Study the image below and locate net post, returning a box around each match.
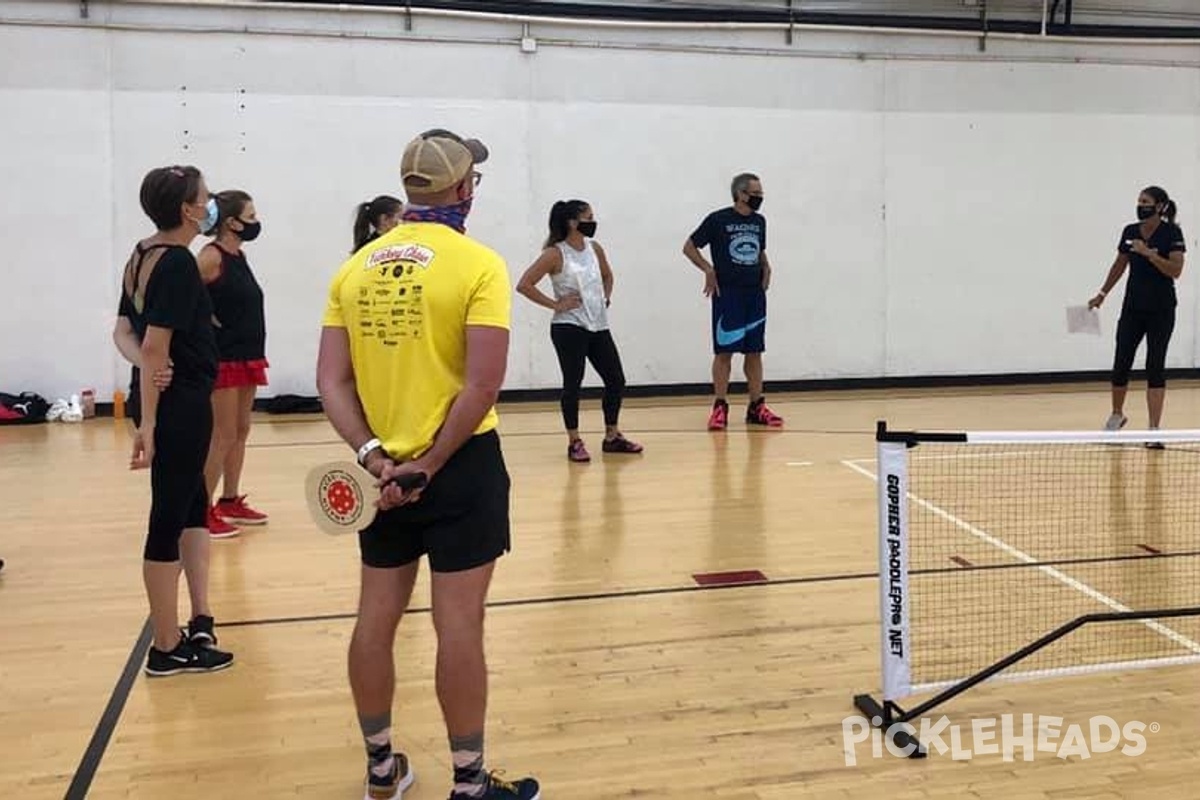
[852,421,926,758]
[877,428,912,707]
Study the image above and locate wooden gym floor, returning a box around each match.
[2,382,1199,800]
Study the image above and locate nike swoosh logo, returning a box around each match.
[715,316,766,346]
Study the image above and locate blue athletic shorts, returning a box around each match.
[711,285,766,354]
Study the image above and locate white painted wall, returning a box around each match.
[1,1,1198,401]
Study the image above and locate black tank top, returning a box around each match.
[204,243,267,361]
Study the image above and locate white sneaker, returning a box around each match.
[46,398,69,422]
[1104,413,1127,431]
[1145,426,1165,450]
[63,394,84,423]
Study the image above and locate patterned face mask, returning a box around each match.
[401,197,473,233]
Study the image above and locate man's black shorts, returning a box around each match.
[711,285,766,354]
[359,430,511,573]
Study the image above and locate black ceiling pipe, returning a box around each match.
[254,0,1200,39]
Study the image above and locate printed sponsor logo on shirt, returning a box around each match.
[365,244,435,270]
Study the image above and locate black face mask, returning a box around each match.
[1136,205,1157,221]
[746,195,764,211]
[235,220,262,241]
[576,220,597,238]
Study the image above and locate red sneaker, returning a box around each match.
[746,399,784,427]
[707,400,729,431]
[215,495,269,526]
[207,506,240,539]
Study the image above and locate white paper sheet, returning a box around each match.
[1066,305,1101,336]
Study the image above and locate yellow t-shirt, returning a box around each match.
[321,222,511,461]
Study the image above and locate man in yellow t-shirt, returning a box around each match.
[316,129,540,800]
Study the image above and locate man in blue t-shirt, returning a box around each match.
[683,172,784,431]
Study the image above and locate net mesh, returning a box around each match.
[900,438,1200,692]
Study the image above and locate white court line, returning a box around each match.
[840,459,1200,659]
[786,461,813,467]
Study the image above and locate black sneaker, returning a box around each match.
[145,635,234,677]
[601,434,644,454]
[366,752,415,800]
[450,771,541,800]
[188,614,218,648]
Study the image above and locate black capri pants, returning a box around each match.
[1112,306,1176,389]
[549,323,626,432]
[139,390,212,562]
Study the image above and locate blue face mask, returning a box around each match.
[200,197,219,234]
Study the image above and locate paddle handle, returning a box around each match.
[388,472,428,491]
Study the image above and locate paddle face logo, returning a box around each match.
[319,469,363,525]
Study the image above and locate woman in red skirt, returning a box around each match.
[196,190,270,537]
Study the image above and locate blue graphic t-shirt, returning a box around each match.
[689,207,766,289]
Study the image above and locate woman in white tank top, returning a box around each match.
[516,200,644,462]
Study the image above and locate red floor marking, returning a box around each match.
[692,570,768,586]
[1136,544,1162,555]
[949,555,973,568]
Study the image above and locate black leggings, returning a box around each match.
[550,324,626,431]
[1112,306,1176,389]
[144,391,213,562]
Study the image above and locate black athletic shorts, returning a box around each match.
[359,430,511,573]
[711,285,767,354]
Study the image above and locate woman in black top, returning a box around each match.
[197,190,269,535]
[1088,186,1187,438]
[114,165,234,677]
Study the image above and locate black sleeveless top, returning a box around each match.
[204,243,267,361]
[118,242,218,417]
